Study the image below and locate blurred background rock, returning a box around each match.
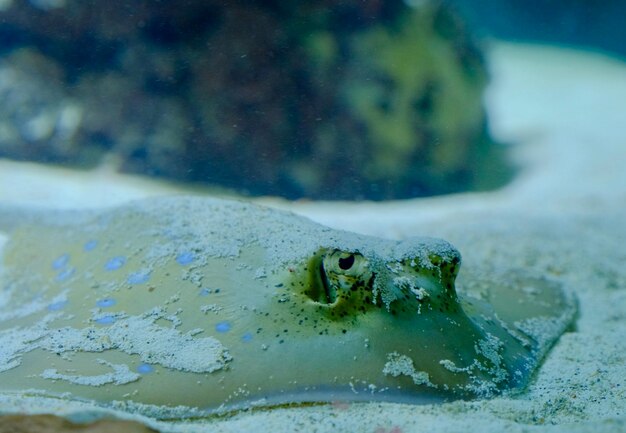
[1,0,510,200]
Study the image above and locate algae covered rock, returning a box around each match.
[0,414,156,433]
[0,49,85,163]
[0,0,509,199]
[297,4,504,198]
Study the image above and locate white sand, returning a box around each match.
[1,42,625,432]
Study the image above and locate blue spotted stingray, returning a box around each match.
[0,197,576,418]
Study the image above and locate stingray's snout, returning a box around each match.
[372,251,462,314]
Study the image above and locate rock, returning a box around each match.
[0,414,156,433]
[0,0,509,199]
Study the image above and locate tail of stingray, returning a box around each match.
[0,205,94,232]
[0,203,44,233]
[459,268,577,387]
[0,205,38,232]
[0,205,31,263]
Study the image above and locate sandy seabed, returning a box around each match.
[1,42,625,432]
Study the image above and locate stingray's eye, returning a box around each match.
[310,250,373,305]
[324,250,367,277]
[338,254,355,270]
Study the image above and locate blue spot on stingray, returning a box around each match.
[137,364,154,374]
[176,251,195,265]
[52,254,69,270]
[242,332,253,342]
[199,288,212,296]
[83,240,98,251]
[47,300,68,311]
[215,321,231,333]
[96,298,116,308]
[127,271,150,285]
[105,256,126,271]
[94,315,116,325]
[56,267,75,282]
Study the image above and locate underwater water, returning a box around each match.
[1,2,626,433]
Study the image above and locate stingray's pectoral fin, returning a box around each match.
[463,269,577,357]
[453,269,577,395]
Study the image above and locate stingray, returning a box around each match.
[0,197,576,418]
